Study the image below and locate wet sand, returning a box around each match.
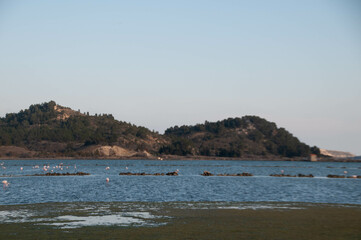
[0,202,360,240]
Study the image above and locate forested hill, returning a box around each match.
[161,116,320,158]
[0,101,167,158]
[0,101,319,159]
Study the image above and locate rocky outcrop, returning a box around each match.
[347,175,361,179]
[119,172,178,176]
[201,171,214,176]
[166,171,178,176]
[326,174,361,179]
[92,146,136,157]
[153,173,165,176]
[119,172,149,176]
[270,174,296,177]
[297,174,314,178]
[270,173,313,178]
[327,174,345,178]
[320,149,355,158]
[31,172,90,176]
[217,173,253,177]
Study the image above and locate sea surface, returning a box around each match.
[0,160,360,205]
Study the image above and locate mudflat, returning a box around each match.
[0,202,360,240]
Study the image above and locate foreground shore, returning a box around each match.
[0,202,360,240]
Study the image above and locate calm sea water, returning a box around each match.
[0,160,360,205]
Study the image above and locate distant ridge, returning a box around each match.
[0,101,320,159]
[320,149,355,159]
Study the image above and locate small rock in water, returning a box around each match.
[270,174,296,177]
[166,171,178,176]
[327,174,345,178]
[201,171,213,176]
[297,174,314,178]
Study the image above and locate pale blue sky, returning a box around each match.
[1,0,360,154]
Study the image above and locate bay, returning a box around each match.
[0,160,360,205]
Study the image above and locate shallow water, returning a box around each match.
[0,202,164,228]
[0,160,360,205]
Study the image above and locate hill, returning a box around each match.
[0,101,319,159]
[161,116,319,158]
[0,101,166,158]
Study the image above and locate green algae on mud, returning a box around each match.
[0,202,360,240]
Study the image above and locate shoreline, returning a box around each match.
[0,156,359,162]
[1,200,361,207]
[0,201,360,239]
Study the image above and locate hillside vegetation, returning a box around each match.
[0,101,166,158]
[161,116,319,158]
[0,101,319,159]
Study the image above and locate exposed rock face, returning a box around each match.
[91,146,136,157]
[320,149,355,158]
[54,104,83,120]
[133,151,153,158]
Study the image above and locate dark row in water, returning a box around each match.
[202,172,361,178]
[119,171,179,176]
[270,173,314,178]
[5,171,361,179]
[201,171,253,176]
[28,172,90,176]
[327,174,361,179]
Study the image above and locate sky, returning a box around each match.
[0,0,360,154]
